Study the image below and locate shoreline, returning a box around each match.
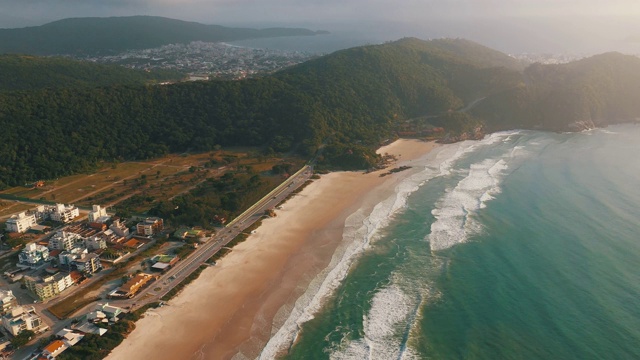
[106,139,439,360]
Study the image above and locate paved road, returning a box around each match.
[13,165,312,359]
[113,165,313,310]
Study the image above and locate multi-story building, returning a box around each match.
[23,273,74,301]
[85,235,108,251]
[48,231,84,251]
[74,253,102,275]
[5,212,37,233]
[1,306,48,336]
[87,205,109,223]
[18,243,50,269]
[136,217,163,236]
[58,247,88,268]
[35,203,79,223]
[49,204,79,223]
[109,219,129,238]
[0,290,18,316]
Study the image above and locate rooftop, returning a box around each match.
[43,339,65,354]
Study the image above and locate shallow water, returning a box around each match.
[269,124,640,360]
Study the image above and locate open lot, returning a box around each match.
[0,149,305,216]
[0,201,33,219]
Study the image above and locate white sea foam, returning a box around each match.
[329,285,416,360]
[428,132,532,251]
[429,158,509,251]
[259,148,463,359]
[259,132,525,358]
[598,129,619,135]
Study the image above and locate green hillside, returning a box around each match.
[472,52,640,131]
[0,38,638,188]
[0,55,183,91]
[0,16,326,56]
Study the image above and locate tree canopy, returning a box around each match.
[1,39,639,187]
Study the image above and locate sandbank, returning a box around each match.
[107,139,438,360]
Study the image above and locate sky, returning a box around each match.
[0,0,639,54]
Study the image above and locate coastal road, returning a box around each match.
[14,165,312,359]
[111,165,313,310]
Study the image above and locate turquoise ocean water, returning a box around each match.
[261,124,640,360]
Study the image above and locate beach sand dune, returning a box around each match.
[107,139,438,360]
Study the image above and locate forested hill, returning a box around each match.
[0,38,639,187]
[471,52,640,132]
[0,16,327,56]
[0,55,183,91]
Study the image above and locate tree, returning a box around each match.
[11,329,35,348]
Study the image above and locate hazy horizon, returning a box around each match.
[0,0,639,55]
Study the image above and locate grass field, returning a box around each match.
[0,149,305,217]
[0,201,34,218]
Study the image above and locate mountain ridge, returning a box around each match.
[0,38,638,187]
[0,54,183,91]
[0,15,328,55]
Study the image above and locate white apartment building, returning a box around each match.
[2,306,47,336]
[109,219,129,238]
[0,290,17,316]
[48,231,84,251]
[5,212,37,233]
[85,235,108,250]
[49,204,79,223]
[18,243,50,269]
[59,247,88,267]
[87,205,109,223]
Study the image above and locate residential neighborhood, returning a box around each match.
[74,41,319,80]
[0,152,313,358]
[0,201,189,358]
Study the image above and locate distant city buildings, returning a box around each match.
[74,41,318,80]
[511,52,586,64]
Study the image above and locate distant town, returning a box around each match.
[512,52,640,65]
[73,41,320,80]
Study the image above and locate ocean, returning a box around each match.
[261,124,640,359]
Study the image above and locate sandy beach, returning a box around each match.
[107,139,438,360]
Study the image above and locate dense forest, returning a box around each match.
[0,55,183,91]
[472,52,640,131]
[0,16,327,56]
[1,38,639,188]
